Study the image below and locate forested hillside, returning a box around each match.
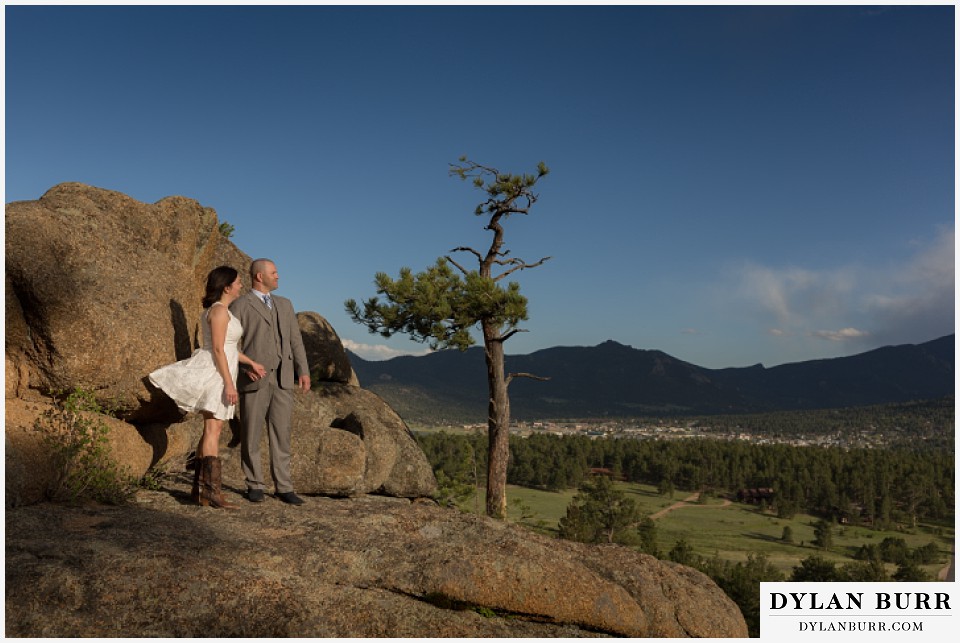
[351,335,954,421]
[419,430,953,528]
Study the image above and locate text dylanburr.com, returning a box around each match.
[760,582,955,640]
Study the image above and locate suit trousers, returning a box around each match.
[239,372,294,493]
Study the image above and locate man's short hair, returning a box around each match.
[249,258,274,282]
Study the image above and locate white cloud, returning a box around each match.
[811,328,870,342]
[861,226,955,345]
[736,263,855,325]
[342,339,433,361]
[731,226,954,348]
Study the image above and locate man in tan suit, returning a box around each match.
[230,259,311,504]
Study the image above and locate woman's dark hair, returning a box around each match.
[202,266,239,308]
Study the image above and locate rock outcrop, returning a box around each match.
[5,183,401,504]
[5,183,747,637]
[4,476,748,637]
[6,183,220,421]
[210,385,437,499]
[298,311,359,386]
[4,397,151,507]
[283,384,437,497]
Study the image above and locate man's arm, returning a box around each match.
[284,299,311,391]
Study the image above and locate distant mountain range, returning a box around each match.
[347,335,954,422]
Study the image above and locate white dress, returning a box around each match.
[149,302,242,420]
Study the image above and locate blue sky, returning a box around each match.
[4,3,955,368]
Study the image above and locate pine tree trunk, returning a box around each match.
[482,323,510,519]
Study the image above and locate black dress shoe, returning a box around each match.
[246,489,265,503]
[276,491,304,505]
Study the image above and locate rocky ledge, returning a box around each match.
[5,473,747,638]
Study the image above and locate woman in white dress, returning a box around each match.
[149,266,266,508]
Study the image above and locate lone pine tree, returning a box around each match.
[345,158,550,519]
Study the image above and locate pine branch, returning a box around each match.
[506,372,551,386]
[494,256,552,281]
[499,328,528,343]
[444,255,471,276]
[449,246,483,262]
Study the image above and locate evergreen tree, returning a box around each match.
[668,538,696,566]
[558,475,640,544]
[776,496,799,519]
[705,553,784,638]
[812,520,833,550]
[854,543,881,561]
[657,478,675,498]
[878,537,910,564]
[912,542,941,565]
[347,158,550,519]
[433,470,475,508]
[636,515,659,556]
[839,558,888,582]
[791,555,840,582]
[876,490,893,529]
[893,559,931,582]
[557,501,594,542]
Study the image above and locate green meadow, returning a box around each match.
[476,482,954,579]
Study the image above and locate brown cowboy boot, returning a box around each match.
[201,456,239,510]
[190,441,204,504]
[191,460,203,504]
[198,456,215,507]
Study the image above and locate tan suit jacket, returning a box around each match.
[230,291,309,390]
[230,290,310,493]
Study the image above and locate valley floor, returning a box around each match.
[476,482,954,580]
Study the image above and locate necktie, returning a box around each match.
[263,294,272,310]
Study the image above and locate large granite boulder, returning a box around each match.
[56,384,437,502]
[220,384,437,499]
[4,489,748,637]
[4,398,155,507]
[5,382,432,507]
[5,183,221,422]
[6,183,357,418]
[5,274,33,399]
[211,232,254,287]
[298,311,359,386]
